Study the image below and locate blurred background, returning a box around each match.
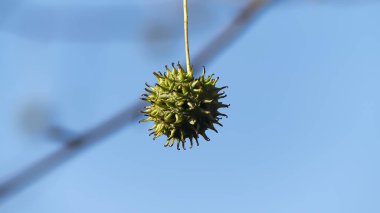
[1,0,380,212]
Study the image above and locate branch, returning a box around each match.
[0,0,270,203]
[192,0,269,71]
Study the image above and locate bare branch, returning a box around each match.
[193,0,269,71]
[0,0,270,203]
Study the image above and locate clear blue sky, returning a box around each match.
[0,1,379,212]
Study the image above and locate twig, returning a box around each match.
[0,0,270,203]
[193,0,269,71]
[0,102,144,202]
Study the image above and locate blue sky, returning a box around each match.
[0,1,380,212]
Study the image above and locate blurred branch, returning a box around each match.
[47,126,76,142]
[0,102,144,202]
[0,0,270,203]
[193,0,269,70]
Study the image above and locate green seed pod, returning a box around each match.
[140,63,229,150]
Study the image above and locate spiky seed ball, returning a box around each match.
[140,63,229,150]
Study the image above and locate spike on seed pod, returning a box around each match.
[140,64,229,150]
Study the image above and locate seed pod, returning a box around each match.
[140,63,229,150]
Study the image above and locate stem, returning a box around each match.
[183,0,191,72]
[0,0,269,203]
